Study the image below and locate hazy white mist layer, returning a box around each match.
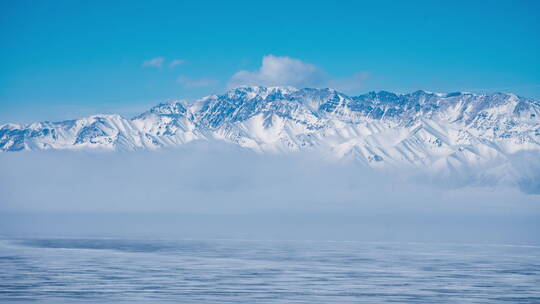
[1,142,539,243]
[0,143,537,213]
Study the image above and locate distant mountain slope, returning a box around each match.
[2,86,540,181]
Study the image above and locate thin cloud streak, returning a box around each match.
[170,59,186,67]
[142,57,165,68]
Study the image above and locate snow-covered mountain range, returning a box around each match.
[2,86,540,184]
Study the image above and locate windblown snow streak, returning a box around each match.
[1,86,539,190]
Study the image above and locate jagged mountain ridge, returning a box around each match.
[1,86,540,173]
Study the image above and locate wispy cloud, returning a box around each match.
[228,55,369,92]
[169,59,186,67]
[142,57,165,68]
[177,76,216,88]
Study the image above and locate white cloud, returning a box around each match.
[142,57,165,68]
[228,55,369,92]
[228,55,325,89]
[170,59,186,67]
[177,76,216,88]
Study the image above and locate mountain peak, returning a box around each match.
[0,86,538,176]
[226,85,299,99]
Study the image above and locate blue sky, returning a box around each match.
[1,0,539,123]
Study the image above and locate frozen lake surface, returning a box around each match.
[1,238,539,303]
